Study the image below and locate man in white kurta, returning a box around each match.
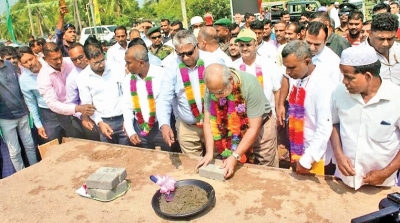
[232,29,281,116]
[332,45,400,190]
[282,40,334,174]
[122,45,171,151]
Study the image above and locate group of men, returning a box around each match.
[1,2,400,191]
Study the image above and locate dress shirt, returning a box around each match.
[362,40,400,85]
[66,66,83,105]
[77,61,125,124]
[122,65,163,137]
[148,52,162,66]
[107,42,128,66]
[288,65,334,169]
[141,35,152,48]
[164,39,175,49]
[156,50,224,127]
[276,43,287,67]
[19,68,48,128]
[211,48,232,67]
[257,40,278,62]
[37,58,75,115]
[332,80,400,189]
[312,46,342,84]
[233,55,282,115]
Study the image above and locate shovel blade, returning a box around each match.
[164,192,174,202]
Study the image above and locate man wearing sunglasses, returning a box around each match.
[334,3,357,36]
[147,27,174,61]
[55,5,76,57]
[157,30,224,156]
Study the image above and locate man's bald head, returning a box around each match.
[126,45,148,62]
[204,63,231,87]
[198,26,219,44]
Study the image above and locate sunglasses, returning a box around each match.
[338,12,350,16]
[64,23,75,30]
[71,55,84,63]
[151,35,162,40]
[176,45,197,58]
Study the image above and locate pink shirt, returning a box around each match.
[37,57,76,115]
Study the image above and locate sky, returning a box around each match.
[1,0,145,15]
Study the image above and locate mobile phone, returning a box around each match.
[387,192,400,204]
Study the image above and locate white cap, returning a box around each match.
[334,2,339,5]
[190,16,204,26]
[340,46,378,66]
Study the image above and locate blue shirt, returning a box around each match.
[156,50,224,127]
[19,67,48,128]
[0,61,27,119]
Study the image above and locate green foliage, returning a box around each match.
[1,0,232,42]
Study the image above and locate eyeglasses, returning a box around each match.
[91,58,106,66]
[338,12,350,16]
[151,35,162,40]
[71,55,85,63]
[64,23,75,31]
[192,24,204,29]
[176,45,197,58]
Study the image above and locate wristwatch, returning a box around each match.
[232,152,240,161]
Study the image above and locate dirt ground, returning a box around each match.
[0,138,398,223]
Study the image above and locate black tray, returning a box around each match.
[151,179,216,219]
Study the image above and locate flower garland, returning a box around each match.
[179,59,205,128]
[288,85,306,163]
[130,74,156,137]
[239,63,263,87]
[209,80,248,163]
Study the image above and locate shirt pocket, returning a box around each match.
[369,122,396,143]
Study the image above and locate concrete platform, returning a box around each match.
[0,138,398,222]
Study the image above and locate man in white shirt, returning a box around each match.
[122,45,172,151]
[282,40,334,175]
[107,26,128,66]
[330,2,340,28]
[77,42,128,145]
[361,13,400,86]
[232,29,281,116]
[249,20,277,62]
[156,30,223,155]
[197,27,232,66]
[276,22,302,67]
[332,45,400,190]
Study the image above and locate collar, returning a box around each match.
[350,79,391,104]
[87,61,111,77]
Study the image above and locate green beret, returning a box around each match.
[214,18,232,27]
[147,26,161,36]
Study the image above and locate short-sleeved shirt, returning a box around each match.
[204,69,271,119]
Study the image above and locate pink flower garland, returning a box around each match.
[239,63,263,87]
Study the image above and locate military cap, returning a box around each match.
[214,18,232,27]
[147,26,161,36]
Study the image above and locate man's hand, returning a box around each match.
[59,5,68,17]
[81,115,94,130]
[37,127,48,139]
[195,152,214,171]
[161,124,175,146]
[98,121,113,139]
[129,134,141,145]
[276,104,286,126]
[221,156,238,179]
[76,104,96,116]
[363,170,389,186]
[335,153,356,176]
[296,160,311,175]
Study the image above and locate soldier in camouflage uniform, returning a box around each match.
[214,18,232,56]
[147,27,174,60]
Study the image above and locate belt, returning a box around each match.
[262,111,272,125]
[102,115,123,120]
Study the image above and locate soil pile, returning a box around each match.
[159,185,208,214]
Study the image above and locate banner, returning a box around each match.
[6,0,16,42]
[93,0,101,24]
